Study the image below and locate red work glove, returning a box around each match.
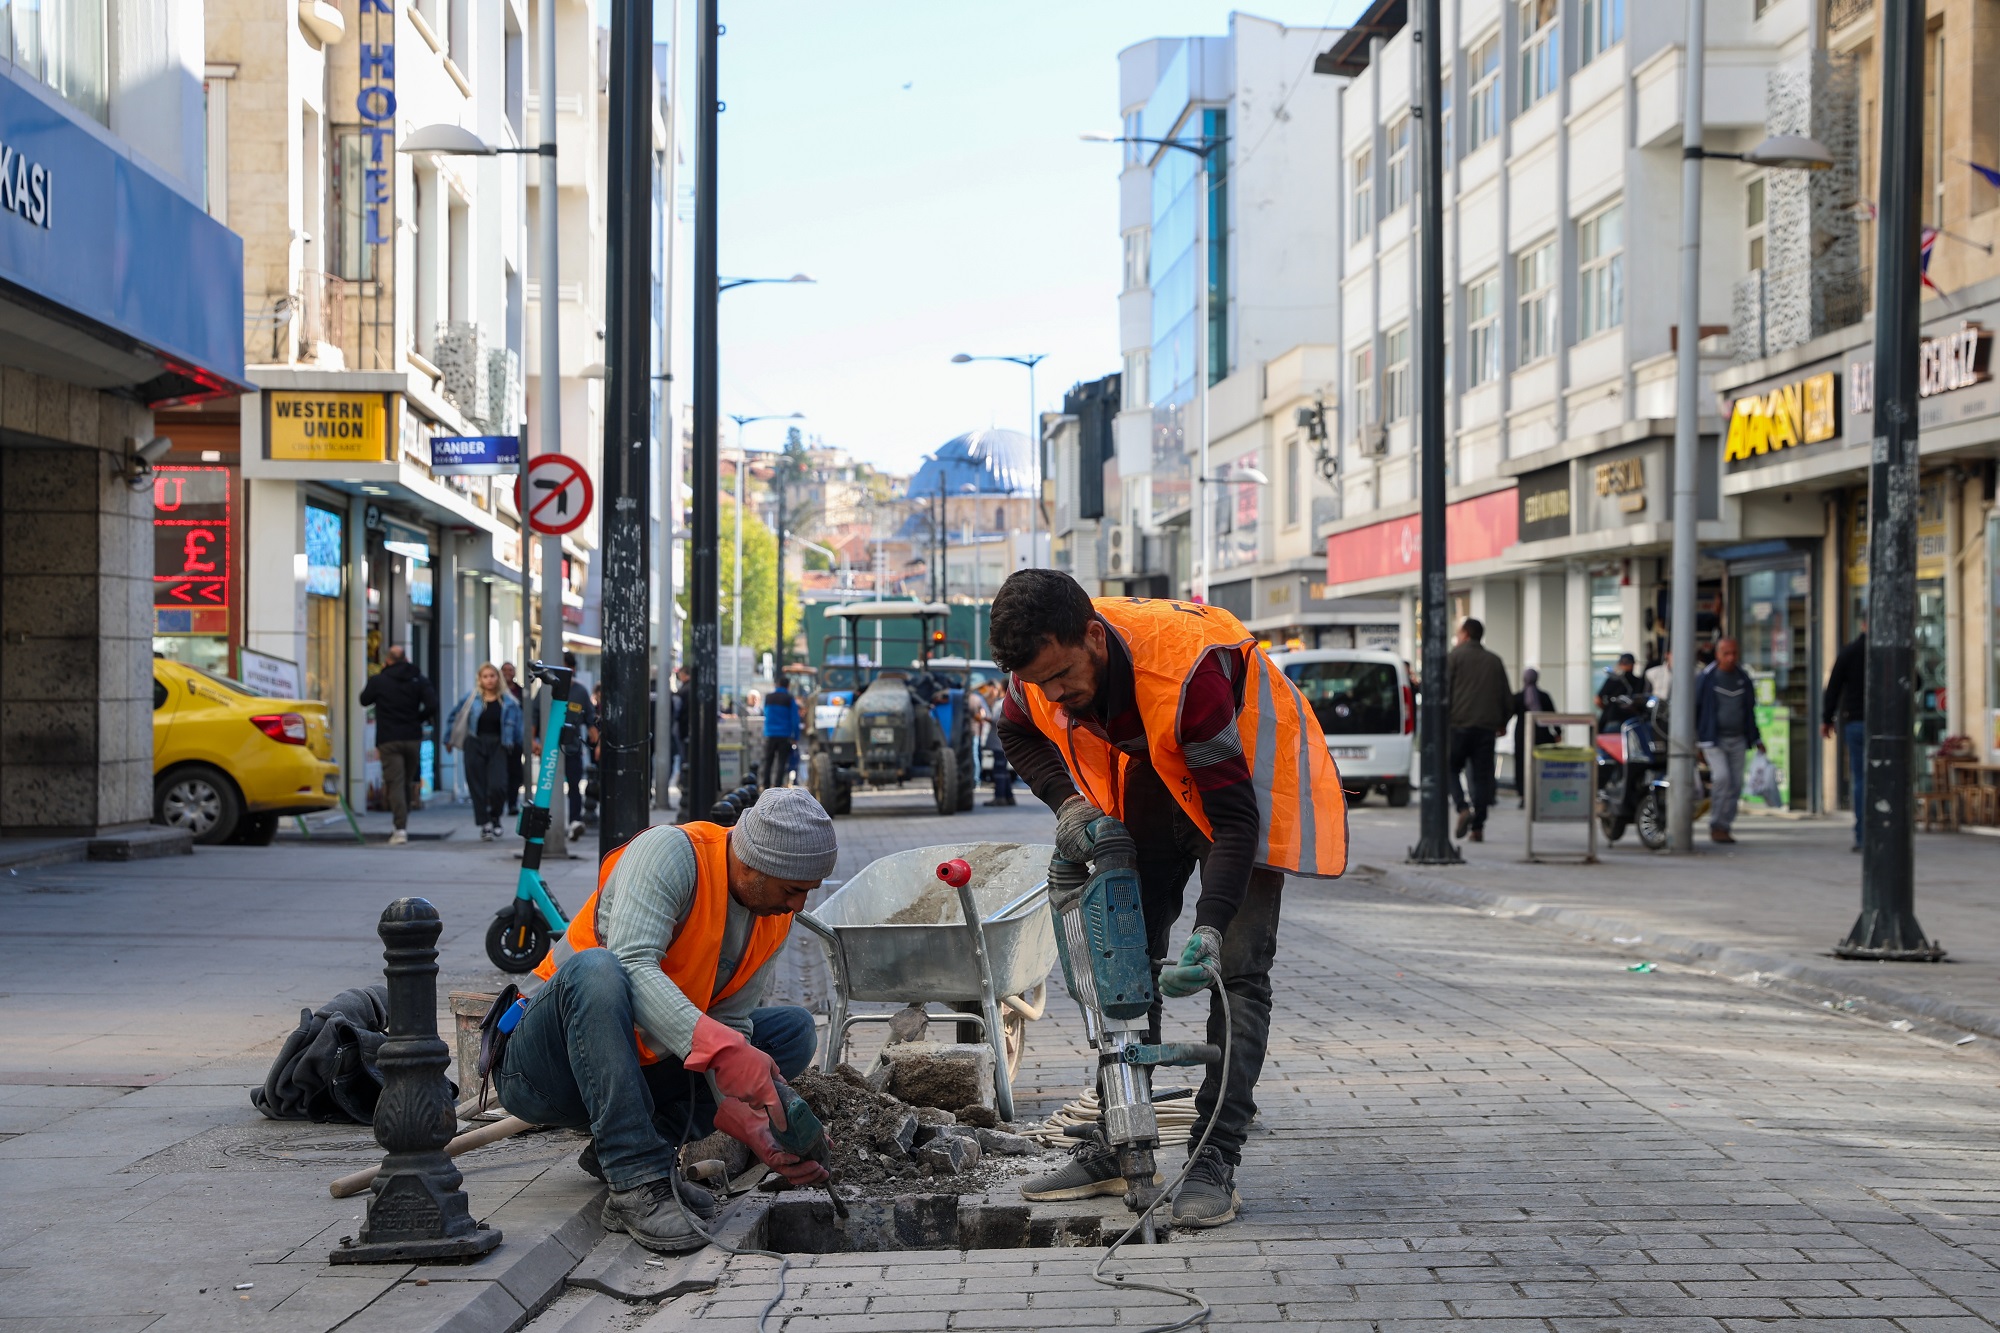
[684,1015,782,1125]
[713,1096,831,1186]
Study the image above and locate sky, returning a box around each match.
[656,1,1369,476]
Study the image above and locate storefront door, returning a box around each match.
[1731,555,1817,811]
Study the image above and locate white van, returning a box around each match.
[1268,648,1415,807]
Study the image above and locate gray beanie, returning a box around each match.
[732,787,839,881]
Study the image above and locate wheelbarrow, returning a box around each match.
[794,841,1057,1122]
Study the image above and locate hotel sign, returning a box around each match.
[1724,371,1839,466]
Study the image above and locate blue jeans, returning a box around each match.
[495,950,818,1191]
[1844,719,1866,847]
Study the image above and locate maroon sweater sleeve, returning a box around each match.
[1180,649,1260,935]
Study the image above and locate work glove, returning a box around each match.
[714,1095,831,1186]
[1157,926,1223,999]
[1054,795,1106,864]
[684,1015,782,1125]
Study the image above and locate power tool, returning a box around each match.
[1047,813,1218,1242]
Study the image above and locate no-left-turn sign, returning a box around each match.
[516,454,594,536]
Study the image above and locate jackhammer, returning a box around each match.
[1047,811,1219,1245]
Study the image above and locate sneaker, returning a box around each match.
[1170,1148,1241,1229]
[601,1177,709,1254]
[387,829,409,846]
[1019,1131,1157,1202]
[568,820,586,841]
[478,825,493,842]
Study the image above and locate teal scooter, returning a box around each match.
[485,660,574,973]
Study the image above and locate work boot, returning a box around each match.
[1019,1129,1157,1202]
[1170,1147,1241,1229]
[601,1177,710,1254]
[580,1146,719,1220]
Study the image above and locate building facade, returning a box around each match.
[169,0,609,812]
[0,0,246,835]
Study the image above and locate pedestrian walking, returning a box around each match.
[1445,618,1513,842]
[759,682,801,789]
[360,645,439,846]
[501,661,526,815]
[1644,650,1674,701]
[1694,637,1762,844]
[1822,617,1868,852]
[1510,667,1558,806]
[1595,653,1645,733]
[528,652,597,842]
[445,663,523,840]
[978,681,1015,805]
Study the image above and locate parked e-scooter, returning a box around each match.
[484,660,573,973]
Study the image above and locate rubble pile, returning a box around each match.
[787,1065,1043,1196]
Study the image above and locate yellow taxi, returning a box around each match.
[152,658,341,845]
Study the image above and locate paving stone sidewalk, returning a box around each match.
[620,801,2000,1333]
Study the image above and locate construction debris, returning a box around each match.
[787,1065,1047,1197]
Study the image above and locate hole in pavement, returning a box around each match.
[761,1195,1112,1254]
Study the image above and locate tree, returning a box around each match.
[679,495,801,677]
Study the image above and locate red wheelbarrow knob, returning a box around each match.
[935,858,972,888]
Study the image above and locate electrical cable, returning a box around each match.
[662,1093,798,1333]
[1087,965,1232,1333]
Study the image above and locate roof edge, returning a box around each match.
[1313,0,1407,77]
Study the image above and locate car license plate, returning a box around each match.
[1330,746,1371,760]
[870,727,896,744]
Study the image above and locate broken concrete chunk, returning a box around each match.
[976,1128,1039,1157]
[913,1121,978,1148]
[878,1041,995,1112]
[914,1134,981,1174]
[912,1105,957,1128]
[955,1104,1000,1129]
[872,1110,919,1155]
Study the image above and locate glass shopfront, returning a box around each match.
[1844,482,1949,748]
[1729,553,1816,810]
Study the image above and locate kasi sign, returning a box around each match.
[265,391,395,463]
[1723,371,1839,466]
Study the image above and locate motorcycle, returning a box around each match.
[1597,696,1712,849]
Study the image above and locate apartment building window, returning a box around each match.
[1746,177,1766,269]
[1466,272,1501,385]
[1123,110,1144,166]
[1577,201,1623,338]
[1516,239,1555,364]
[1352,346,1375,434]
[1285,437,1301,527]
[1384,116,1412,214]
[1519,0,1559,112]
[1440,77,1453,161]
[1580,0,1624,64]
[1123,230,1150,293]
[1123,350,1150,408]
[4,0,108,123]
[1383,325,1412,423]
[334,135,377,282]
[1351,147,1374,238]
[1466,35,1500,151]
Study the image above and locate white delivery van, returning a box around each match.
[1268,648,1415,807]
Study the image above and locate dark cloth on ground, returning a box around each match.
[251,984,432,1124]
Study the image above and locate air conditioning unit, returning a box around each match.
[1356,422,1388,458]
[1105,523,1133,576]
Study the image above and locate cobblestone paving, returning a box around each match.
[643,800,2000,1332]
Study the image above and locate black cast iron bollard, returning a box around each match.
[331,897,503,1264]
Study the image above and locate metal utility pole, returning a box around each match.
[1665,0,1706,854]
[597,0,653,855]
[772,467,787,674]
[687,0,721,823]
[653,0,683,813]
[534,0,568,859]
[1406,0,1459,865]
[1837,0,1942,961]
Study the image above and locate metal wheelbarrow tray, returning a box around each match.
[795,841,1056,1121]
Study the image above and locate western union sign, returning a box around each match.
[265,391,395,462]
[1724,371,1838,465]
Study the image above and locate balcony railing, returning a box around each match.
[1827,0,1870,33]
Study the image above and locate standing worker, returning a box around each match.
[360,645,439,847]
[1694,636,1762,844]
[1445,617,1513,842]
[760,679,801,789]
[989,571,1348,1229]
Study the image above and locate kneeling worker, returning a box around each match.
[991,571,1347,1228]
[498,787,837,1253]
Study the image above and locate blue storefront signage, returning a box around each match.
[0,74,244,400]
[431,434,521,476]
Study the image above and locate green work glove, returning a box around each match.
[1158,926,1222,999]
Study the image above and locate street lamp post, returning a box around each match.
[1662,0,1835,854]
[726,413,803,711]
[1081,132,1226,600]
[653,0,682,815]
[1195,466,1269,596]
[949,352,1045,571]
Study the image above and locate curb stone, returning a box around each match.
[1354,862,2000,1044]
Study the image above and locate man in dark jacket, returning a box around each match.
[1510,667,1558,806]
[1447,618,1513,841]
[360,645,439,845]
[1595,654,1645,732]
[1693,637,1763,843]
[1822,619,1867,851]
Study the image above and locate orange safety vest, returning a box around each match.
[1018,597,1348,879]
[531,822,794,1064]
